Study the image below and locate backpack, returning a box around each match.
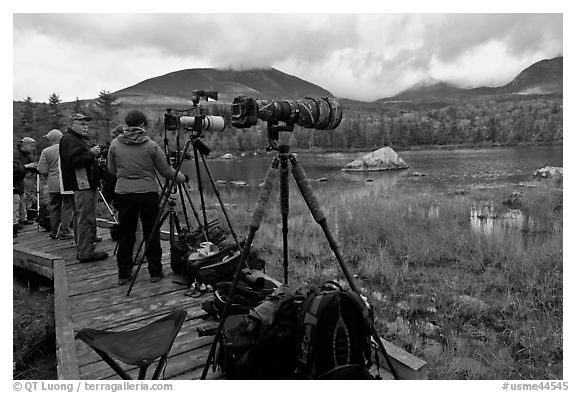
[211,286,305,379]
[294,281,375,379]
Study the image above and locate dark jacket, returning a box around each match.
[59,128,101,191]
[13,146,32,194]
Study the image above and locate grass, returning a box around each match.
[13,283,57,380]
[203,179,562,379]
[76,173,565,379]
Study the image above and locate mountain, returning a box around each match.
[114,67,335,106]
[501,57,563,95]
[377,56,563,103]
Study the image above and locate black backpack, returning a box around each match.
[294,281,375,379]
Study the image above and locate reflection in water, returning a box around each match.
[469,204,535,238]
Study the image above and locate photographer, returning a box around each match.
[60,113,108,263]
[13,136,38,235]
[37,129,75,240]
[107,110,187,285]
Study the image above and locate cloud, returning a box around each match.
[13,13,563,102]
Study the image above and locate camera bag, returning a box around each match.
[211,286,306,379]
[294,281,375,379]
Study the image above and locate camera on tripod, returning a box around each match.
[163,90,226,134]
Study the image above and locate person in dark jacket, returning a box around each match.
[13,137,38,235]
[107,110,186,285]
[59,113,108,263]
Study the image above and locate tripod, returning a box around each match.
[200,134,399,379]
[126,134,246,296]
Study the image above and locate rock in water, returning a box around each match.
[533,166,563,180]
[342,147,409,172]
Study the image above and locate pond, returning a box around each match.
[181,145,562,200]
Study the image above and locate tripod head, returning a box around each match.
[167,196,177,208]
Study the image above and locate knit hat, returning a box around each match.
[125,110,148,127]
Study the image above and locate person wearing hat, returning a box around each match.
[108,110,187,285]
[59,113,108,263]
[37,129,76,240]
[13,136,38,235]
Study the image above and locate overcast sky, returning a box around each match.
[12,13,562,102]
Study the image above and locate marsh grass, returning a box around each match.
[13,286,57,379]
[211,180,562,379]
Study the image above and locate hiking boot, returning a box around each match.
[48,233,58,239]
[59,232,75,240]
[13,224,20,238]
[79,251,109,263]
[150,272,165,283]
[94,236,103,243]
[118,273,134,286]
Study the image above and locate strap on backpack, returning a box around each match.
[297,292,325,370]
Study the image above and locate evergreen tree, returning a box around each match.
[18,97,35,136]
[48,93,64,129]
[93,90,121,134]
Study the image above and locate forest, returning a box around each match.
[13,91,563,154]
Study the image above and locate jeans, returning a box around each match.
[13,193,27,225]
[48,193,76,235]
[115,192,163,279]
[74,189,98,259]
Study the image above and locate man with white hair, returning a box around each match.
[60,113,108,263]
[37,129,75,240]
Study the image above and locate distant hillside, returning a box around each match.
[377,56,563,103]
[501,57,563,95]
[114,67,335,106]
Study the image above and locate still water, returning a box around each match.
[179,146,562,245]
[182,146,563,204]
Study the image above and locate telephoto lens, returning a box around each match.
[178,115,226,132]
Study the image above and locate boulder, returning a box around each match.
[503,191,522,208]
[533,166,563,180]
[221,153,234,159]
[342,147,409,172]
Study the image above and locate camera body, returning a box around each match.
[163,89,226,134]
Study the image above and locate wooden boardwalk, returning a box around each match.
[13,222,427,380]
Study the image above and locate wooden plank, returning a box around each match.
[13,246,57,278]
[379,338,428,380]
[53,258,80,380]
[15,228,428,381]
[13,258,53,278]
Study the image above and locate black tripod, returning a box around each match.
[126,134,246,296]
[201,130,399,379]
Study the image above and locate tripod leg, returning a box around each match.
[279,145,290,285]
[200,157,279,380]
[198,152,244,254]
[178,181,209,242]
[193,146,209,231]
[176,183,192,232]
[99,191,118,224]
[289,154,399,379]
